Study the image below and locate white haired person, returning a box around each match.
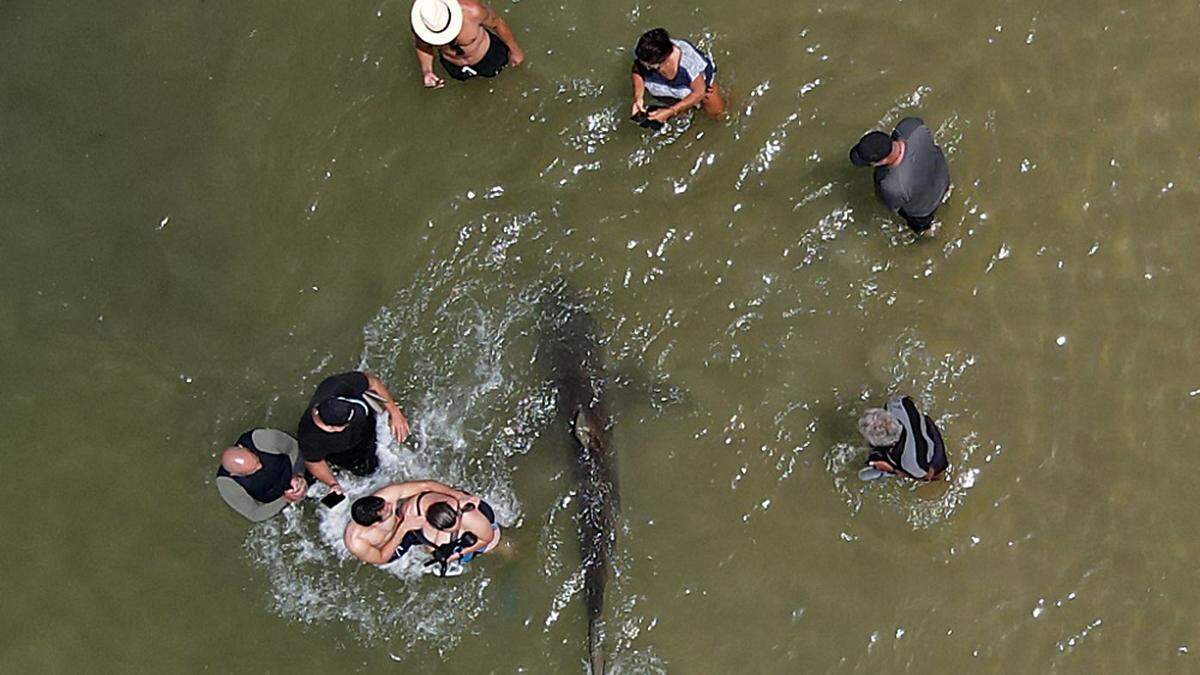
[857,395,948,482]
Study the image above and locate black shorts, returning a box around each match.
[441,31,509,81]
[899,208,936,233]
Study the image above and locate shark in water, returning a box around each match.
[538,285,619,674]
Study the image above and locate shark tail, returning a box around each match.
[588,617,605,674]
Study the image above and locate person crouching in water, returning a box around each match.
[345,480,501,572]
[631,28,725,126]
[858,395,948,481]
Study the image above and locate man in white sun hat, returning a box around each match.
[411,0,524,87]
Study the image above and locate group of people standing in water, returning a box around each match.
[215,370,501,575]
[213,377,946,575]
[410,0,949,234]
[214,1,957,571]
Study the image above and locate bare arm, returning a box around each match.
[630,69,646,115]
[346,527,407,565]
[377,480,477,505]
[449,512,498,561]
[413,39,443,88]
[364,371,410,441]
[651,74,706,122]
[305,459,343,493]
[470,0,523,65]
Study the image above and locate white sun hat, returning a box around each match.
[411,0,463,46]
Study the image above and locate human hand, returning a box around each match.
[283,476,307,502]
[283,475,307,502]
[423,72,444,89]
[631,98,646,117]
[869,460,895,474]
[648,107,673,123]
[329,481,345,495]
[389,406,410,443]
[508,48,524,67]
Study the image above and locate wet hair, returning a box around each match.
[635,28,673,65]
[858,408,903,447]
[351,496,386,526]
[427,501,459,530]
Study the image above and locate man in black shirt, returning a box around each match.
[850,117,951,236]
[215,428,308,522]
[298,371,411,494]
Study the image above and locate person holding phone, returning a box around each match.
[297,371,411,495]
[630,28,725,126]
[215,428,308,522]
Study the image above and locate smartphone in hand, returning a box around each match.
[320,492,346,508]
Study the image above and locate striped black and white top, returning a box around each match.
[880,395,948,479]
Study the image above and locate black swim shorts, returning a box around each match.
[899,208,936,234]
[441,30,510,81]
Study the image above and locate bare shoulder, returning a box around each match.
[459,0,491,20]
[463,510,496,538]
[375,483,410,499]
[344,523,361,549]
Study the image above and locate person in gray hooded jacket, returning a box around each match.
[215,428,308,522]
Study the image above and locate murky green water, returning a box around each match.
[4,0,1200,671]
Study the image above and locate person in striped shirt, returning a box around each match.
[630,28,726,126]
[858,395,949,481]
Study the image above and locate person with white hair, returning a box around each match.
[857,395,948,481]
[410,0,524,88]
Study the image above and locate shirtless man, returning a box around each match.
[344,480,500,566]
[410,0,524,88]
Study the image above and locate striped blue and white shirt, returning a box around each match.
[634,38,716,101]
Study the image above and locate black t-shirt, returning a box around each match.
[297,371,374,462]
[215,430,293,503]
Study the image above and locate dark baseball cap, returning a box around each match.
[316,397,356,426]
[849,131,893,167]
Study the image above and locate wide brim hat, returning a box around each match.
[412,0,463,46]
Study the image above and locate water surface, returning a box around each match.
[2,0,1199,671]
